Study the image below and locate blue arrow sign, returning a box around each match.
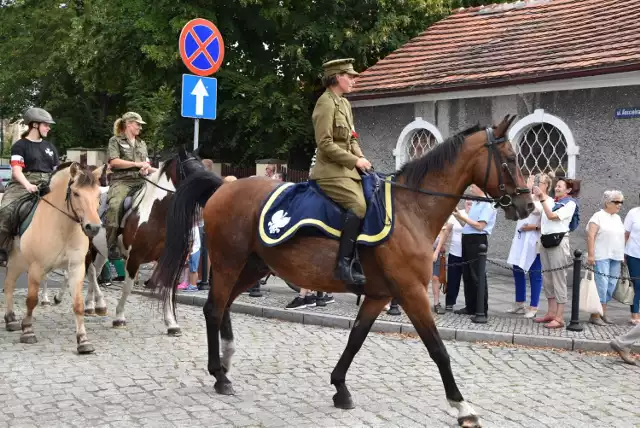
[181,74,217,120]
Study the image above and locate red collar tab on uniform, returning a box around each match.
[351,130,358,139]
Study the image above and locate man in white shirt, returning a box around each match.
[452,185,497,317]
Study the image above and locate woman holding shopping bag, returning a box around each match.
[586,190,626,325]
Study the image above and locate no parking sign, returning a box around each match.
[179,18,225,151]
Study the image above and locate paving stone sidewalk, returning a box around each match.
[2,289,639,428]
[129,266,640,354]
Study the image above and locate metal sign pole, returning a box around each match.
[193,118,200,151]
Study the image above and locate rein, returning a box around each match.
[139,155,202,194]
[141,175,175,193]
[385,127,530,208]
[36,180,82,223]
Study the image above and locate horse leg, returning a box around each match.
[219,262,270,374]
[40,275,51,305]
[20,265,44,344]
[330,296,390,409]
[3,263,21,332]
[113,263,136,328]
[400,286,481,428]
[203,290,234,395]
[163,287,181,336]
[68,261,95,354]
[92,255,108,316]
[53,271,68,305]
[84,265,97,315]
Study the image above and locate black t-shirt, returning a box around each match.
[10,138,60,173]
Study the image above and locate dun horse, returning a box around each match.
[153,116,533,427]
[3,163,104,354]
[79,150,205,332]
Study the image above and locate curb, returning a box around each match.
[132,289,639,354]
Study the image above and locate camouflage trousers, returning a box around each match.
[0,172,51,248]
[105,179,144,228]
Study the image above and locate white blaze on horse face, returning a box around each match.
[135,165,175,228]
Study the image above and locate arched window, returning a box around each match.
[394,117,444,169]
[508,109,579,178]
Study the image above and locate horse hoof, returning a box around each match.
[77,342,95,354]
[458,415,482,428]
[5,321,21,332]
[112,320,127,328]
[95,307,108,317]
[41,301,51,306]
[214,381,235,396]
[20,334,37,344]
[54,296,62,305]
[167,327,182,336]
[332,391,355,410]
[84,308,96,316]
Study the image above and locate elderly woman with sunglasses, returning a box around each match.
[586,190,626,325]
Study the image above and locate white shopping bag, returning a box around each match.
[579,271,603,316]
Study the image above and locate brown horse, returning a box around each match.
[152,116,533,427]
[81,149,206,333]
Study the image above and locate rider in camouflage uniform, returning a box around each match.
[0,107,59,263]
[105,111,155,260]
[309,58,372,285]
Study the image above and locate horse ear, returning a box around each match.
[494,114,518,138]
[92,164,106,182]
[69,162,80,177]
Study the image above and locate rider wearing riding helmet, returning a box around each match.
[0,107,60,263]
[105,111,156,260]
[309,58,372,285]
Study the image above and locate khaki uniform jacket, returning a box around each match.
[309,90,364,181]
[107,135,150,180]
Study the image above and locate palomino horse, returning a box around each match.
[152,116,534,427]
[80,149,205,332]
[3,162,104,354]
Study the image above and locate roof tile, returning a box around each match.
[351,0,640,98]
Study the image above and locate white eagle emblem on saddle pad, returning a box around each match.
[268,210,291,235]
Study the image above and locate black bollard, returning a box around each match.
[471,243,488,324]
[198,230,210,291]
[387,298,401,316]
[566,249,584,331]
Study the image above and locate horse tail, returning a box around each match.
[153,170,224,317]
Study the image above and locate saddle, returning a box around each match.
[258,172,395,247]
[99,186,143,226]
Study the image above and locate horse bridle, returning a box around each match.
[37,179,83,224]
[140,154,202,193]
[387,127,529,207]
[482,127,530,208]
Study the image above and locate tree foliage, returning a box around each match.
[0,0,508,166]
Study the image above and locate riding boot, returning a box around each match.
[335,210,367,285]
[106,226,122,261]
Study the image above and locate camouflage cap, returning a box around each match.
[322,58,359,78]
[121,111,146,124]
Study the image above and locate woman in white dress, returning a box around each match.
[506,174,551,318]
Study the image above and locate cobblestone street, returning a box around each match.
[1,289,639,428]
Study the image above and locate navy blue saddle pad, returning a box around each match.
[258,173,394,247]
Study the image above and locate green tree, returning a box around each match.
[0,0,509,165]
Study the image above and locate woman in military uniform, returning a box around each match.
[0,107,59,263]
[105,111,156,260]
[309,58,372,285]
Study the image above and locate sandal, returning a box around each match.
[544,319,565,329]
[534,314,555,323]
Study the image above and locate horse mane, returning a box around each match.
[158,156,175,180]
[396,124,483,188]
[50,162,98,188]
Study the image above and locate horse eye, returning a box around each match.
[506,156,517,163]
[73,191,80,197]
